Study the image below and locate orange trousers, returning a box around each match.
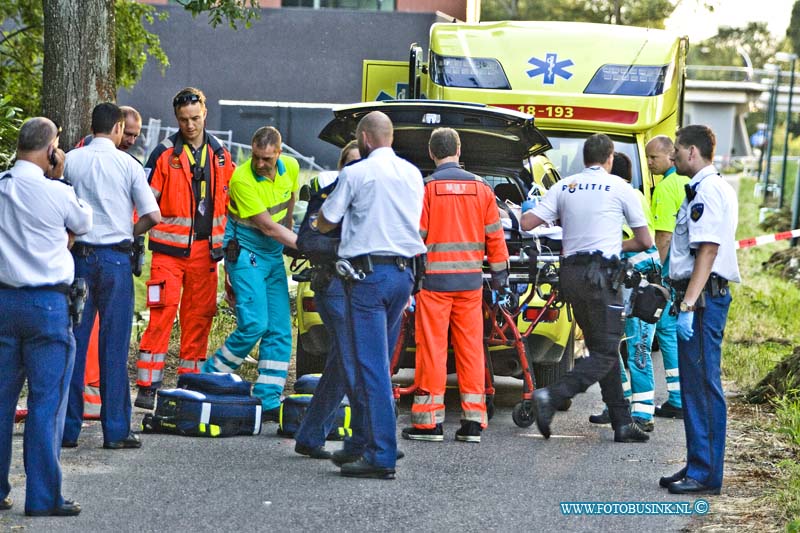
[411,288,487,429]
[82,318,101,419]
[137,242,218,388]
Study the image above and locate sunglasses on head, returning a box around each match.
[173,93,201,108]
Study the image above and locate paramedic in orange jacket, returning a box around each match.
[402,127,510,444]
[134,87,235,410]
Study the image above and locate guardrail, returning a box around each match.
[138,119,324,173]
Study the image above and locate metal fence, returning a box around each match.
[136,118,324,172]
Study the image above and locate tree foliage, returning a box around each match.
[0,95,23,168]
[480,0,675,27]
[176,0,260,29]
[116,0,170,90]
[687,22,777,70]
[788,0,800,58]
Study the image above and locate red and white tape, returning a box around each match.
[736,229,800,249]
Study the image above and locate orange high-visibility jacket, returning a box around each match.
[145,132,234,257]
[420,163,509,292]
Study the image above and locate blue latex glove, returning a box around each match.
[676,311,694,341]
[521,199,538,213]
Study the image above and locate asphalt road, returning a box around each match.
[1,356,708,533]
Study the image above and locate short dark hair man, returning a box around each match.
[63,102,161,450]
[134,87,235,409]
[521,133,653,443]
[658,125,740,495]
[402,127,509,444]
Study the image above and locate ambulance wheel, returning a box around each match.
[486,394,495,421]
[295,342,325,378]
[512,401,535,428]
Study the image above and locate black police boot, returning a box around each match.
[614,423,650,443]
[533,389,555,439]
[589,407,611,425]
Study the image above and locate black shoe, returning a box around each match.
[134,387,156,410]
[25,499,81,517]
[659,467,688,488]
[331,449,404,467]
[340,458,395,480]
[614,423,650,443]
[331,449,361,467]
[455,421,482,443]
[295,443,332,460]
[0,496,11,511]
[103,432,142,449]
[61,440,78,448]
[654,401,683,419]
[261,407,280,423]
[668,477,721,495]
[632,416,655,432]
[401,424,443,442]
[588,408,610,425]
[533,389,555,439]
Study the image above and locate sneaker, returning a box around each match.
[588,408,611,425]
[455,421,482,443]
[654,401,683,419]
[401,424,444,442]
[134,387,156,410]
[632,416,655,432]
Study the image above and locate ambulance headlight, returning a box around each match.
[430,52,511,89]
[584,64,670,96]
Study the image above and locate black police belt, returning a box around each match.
[72,240,133,257]
[668,273,729,299]
[562,251,627,290]
[349,254,411,273]
[0,280,70,295]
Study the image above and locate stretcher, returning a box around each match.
[390,231,569,427]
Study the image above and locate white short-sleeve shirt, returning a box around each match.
[0,160,93,286]
[321,147,426,259]
[65,137,159,245]
[669,165,740,282]
[531,166,647,258]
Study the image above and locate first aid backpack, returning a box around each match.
[177,372,252,396]
[277,393,351,440]
[142,388,262,438]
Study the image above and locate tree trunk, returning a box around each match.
[747,346,800,403]
[42,0,116,150]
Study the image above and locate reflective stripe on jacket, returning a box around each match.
[420,163,509,291]
[145,132,234,257]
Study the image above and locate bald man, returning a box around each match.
[317,111,426,479]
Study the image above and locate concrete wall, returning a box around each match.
[684,102,751,158]
[119,5,435,153]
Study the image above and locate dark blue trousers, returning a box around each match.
[677,291,731,489]
[338,265,413,469]
[65,247,134,443]
[0,288,74,513]
[294,277,366,452]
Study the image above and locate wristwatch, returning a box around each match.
[679,301,696,312]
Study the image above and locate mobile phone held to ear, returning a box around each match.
[49,147,58,167]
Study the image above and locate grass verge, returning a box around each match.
[716,176,800,531]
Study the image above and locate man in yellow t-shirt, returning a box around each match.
[647,135,690,418]
[202,126,299,422]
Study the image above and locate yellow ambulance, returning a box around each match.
[362,20,688,386]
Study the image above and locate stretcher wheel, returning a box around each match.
[486,394,495,421]
[512,401,535,428]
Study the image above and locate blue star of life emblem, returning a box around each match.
[526,53,574,85]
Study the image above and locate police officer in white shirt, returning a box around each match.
[658,125,740,496]
[0,117,93,517]
[62,103,161,451]
[520,133,653,443]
